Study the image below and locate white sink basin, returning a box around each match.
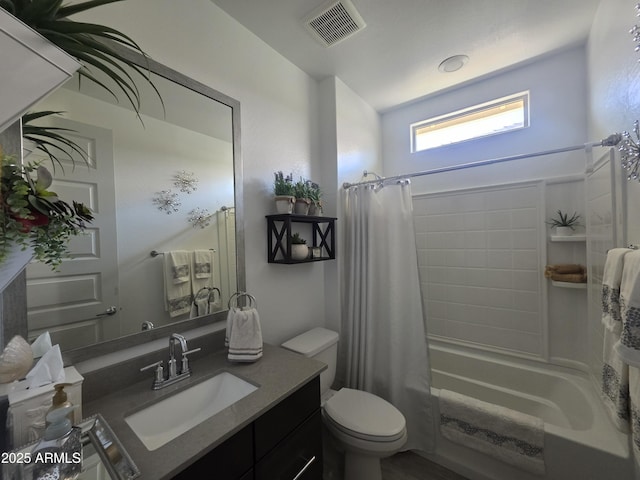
[125,372,258,451]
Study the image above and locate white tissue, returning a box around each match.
[26,345,65,388]
[30,332,52,358]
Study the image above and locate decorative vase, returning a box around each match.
[274,195,295,214]
[308,203,323,216]
[291,244,309,260]
[555,226,573,236]
[294,198,311,215]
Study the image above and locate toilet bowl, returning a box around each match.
[282,328,407,480]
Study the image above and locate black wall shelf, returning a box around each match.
[266,214,337,264]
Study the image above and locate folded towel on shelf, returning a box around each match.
[226,307,263,362]
[439,389,545,475]
[544,265,586,283]
[616,250,640,366]
[602,249,633,332]
[193,249,214,279]
[163,251,192,318]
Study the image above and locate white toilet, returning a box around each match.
[282,327,407,480]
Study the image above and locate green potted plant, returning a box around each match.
[290,232,309,261]
[1,154,94,268]
[546,210,581,236]
[293,178,311,215]
[1,0,163,167]
[308,181,323,216]
[274,171,295,214]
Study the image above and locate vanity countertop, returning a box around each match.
[83,343,326,480]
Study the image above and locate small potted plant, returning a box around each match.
[1,155,94,268]
[546,210,581,236]
[290,232,309,260]
[308,181,323,216]
[293,178,312,215]
[274,171,295,214]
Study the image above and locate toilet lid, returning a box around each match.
[324,388,406,441]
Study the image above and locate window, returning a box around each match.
[410,91,530,153]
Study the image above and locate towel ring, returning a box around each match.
[228,291,257,309]
[194,287,221,304]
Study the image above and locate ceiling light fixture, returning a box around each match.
[438,55,469,73]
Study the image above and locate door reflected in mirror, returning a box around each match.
[24,56,240,352]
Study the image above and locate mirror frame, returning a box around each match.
[58,47,244,365]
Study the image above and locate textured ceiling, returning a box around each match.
[211,0,601,112]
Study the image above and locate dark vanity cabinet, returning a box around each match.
[172,376,322,480]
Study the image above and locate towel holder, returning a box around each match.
[228,291,257,309]
[193,286,221,304]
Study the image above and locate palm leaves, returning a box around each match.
[1,0,163,166]
[1,0,161,117]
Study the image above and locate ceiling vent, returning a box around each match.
[303,0,366,48]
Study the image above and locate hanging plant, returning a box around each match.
[1,153,94,268]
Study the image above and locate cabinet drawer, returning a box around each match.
[254,376,320,460]
[255,409,322,480]
[172,424,253,480]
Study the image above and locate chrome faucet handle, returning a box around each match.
[180,347,201,374]
[140,360,164,386]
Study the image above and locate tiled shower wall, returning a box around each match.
[586,150,618,386]
[413,182,545,357]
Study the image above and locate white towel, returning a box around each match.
[602,248,632,332]
[629,366,640,468]
[167,251,190,284]
[193,250,214,279]
[226,307,263,362]
[439,389,545,475]
[602,329,630,432]
[163,251,192,318]
[616,250,640,366]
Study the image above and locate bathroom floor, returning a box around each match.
[381,452,470,480]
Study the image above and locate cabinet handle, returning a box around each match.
[292,455,316,480]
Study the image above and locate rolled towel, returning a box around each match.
[544,264,585,278]
[549,272,587,283]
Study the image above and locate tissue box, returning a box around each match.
[0,366,83,449]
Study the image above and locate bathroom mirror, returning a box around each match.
[22,47,244,356]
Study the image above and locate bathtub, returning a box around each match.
[425,341,633,480]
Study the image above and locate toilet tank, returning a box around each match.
[281,328,339,395]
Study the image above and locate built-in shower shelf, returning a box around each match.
[550,235,586,242]
[551,280,587,289]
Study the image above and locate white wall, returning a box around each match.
[75,0,326,345]
[382,47,589,195]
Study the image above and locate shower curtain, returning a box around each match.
[342,180,435,453]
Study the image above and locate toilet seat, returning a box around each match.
[323,388,406,443]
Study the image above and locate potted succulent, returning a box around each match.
[546,210,581,236]
[290,232,309,261]
[308,181,323,216]
[1,154,94,268]
[274,171,295,214]
[293,178,312,215]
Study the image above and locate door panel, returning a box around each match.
[26,118,119,349]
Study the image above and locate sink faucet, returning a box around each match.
[140,333,201,390]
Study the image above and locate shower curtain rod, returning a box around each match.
[342,133,622,189]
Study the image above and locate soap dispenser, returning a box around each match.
[31,406,82,480]
[46,383,74,424]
